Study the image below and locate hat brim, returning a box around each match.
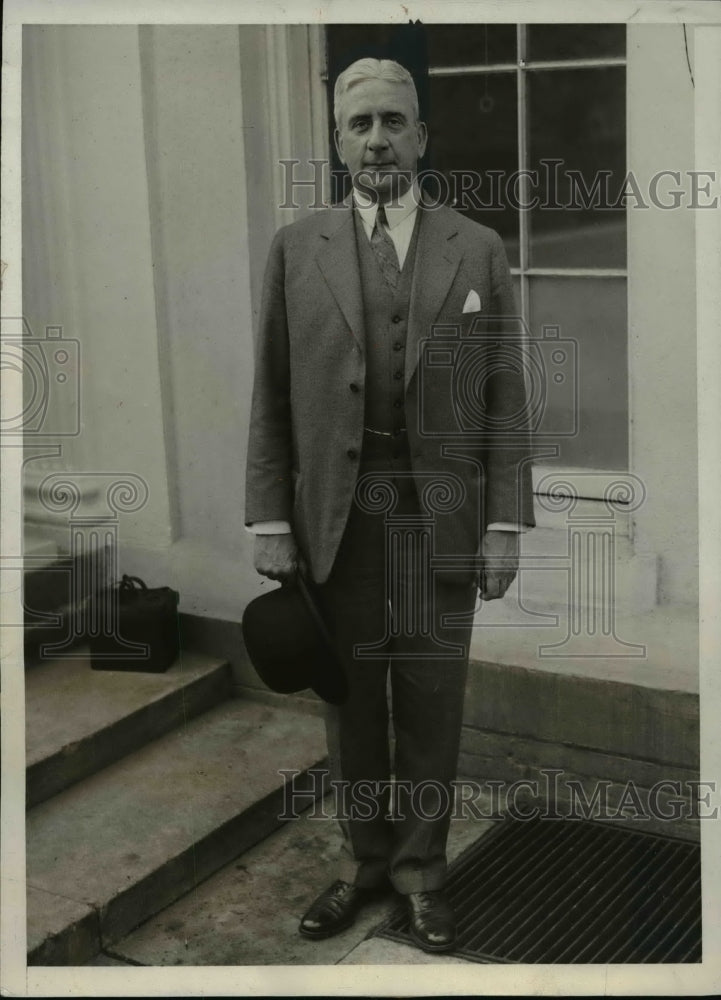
[242,577,348,705]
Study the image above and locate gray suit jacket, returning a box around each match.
[245,201,535,584]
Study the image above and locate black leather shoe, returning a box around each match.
[407,890,457,953]
[299,880,379,940]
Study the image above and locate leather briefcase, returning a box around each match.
[89,574,180,673]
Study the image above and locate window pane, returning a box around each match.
[528,24,626,61]
[427,25,517,67]
[428,73,519,265]
[326,24,411,71]
[528,67,626,268]
[529,276,628,470]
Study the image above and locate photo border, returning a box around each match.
[2,0,720,995]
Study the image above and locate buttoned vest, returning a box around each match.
[354,209,421,436]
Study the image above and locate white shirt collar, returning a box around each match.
[352,180,421,230]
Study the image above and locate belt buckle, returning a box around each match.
[364,427,407,437]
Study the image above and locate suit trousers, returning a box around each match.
[315,431,477,894]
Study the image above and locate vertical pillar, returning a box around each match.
[22,25,174,552]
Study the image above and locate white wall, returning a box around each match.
[22,24,329,621]
[23,25,259,617]
[139,26,254,552]
[23,26,173,549]
[627,24,698,605]
[23,23,701,620]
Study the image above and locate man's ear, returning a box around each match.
[416,121,428,159]
[334,127,346,166]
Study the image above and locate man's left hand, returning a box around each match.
[480,530,520,601]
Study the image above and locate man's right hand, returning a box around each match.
[254,532,299,582]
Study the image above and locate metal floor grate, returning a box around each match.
[376,816,701,963]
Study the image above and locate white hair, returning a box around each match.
[333,58,419,127]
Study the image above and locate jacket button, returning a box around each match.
[394,370,403,380]
[349,382,359,393]
[347,448,358,460]
[392,314,402,324]
[393,399,403,409]
[393,342,403,351]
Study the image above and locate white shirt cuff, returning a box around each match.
[247,520,526,535]
[246,520,292,535]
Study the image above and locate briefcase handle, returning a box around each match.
[118,574,148,593]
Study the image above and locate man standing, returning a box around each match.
[245,58,534,952]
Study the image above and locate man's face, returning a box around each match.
[334,77,428,203]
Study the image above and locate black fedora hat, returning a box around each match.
[241,574,348,705]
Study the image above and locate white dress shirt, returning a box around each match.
[352,182,420,270]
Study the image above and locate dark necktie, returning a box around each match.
[370,205,400,289]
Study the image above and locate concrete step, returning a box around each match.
[98,791,494,966]
[23,529,61,562]
[23,595,92,663]
[27,698,327,965]
[23,549,107,624]
[23,548,109,658]
[26,647,233,807]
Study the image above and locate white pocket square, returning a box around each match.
[462,289,481,313]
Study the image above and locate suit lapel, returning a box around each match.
[314,199,463,371]
[315,203,365,353]
[406,205,462,389]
